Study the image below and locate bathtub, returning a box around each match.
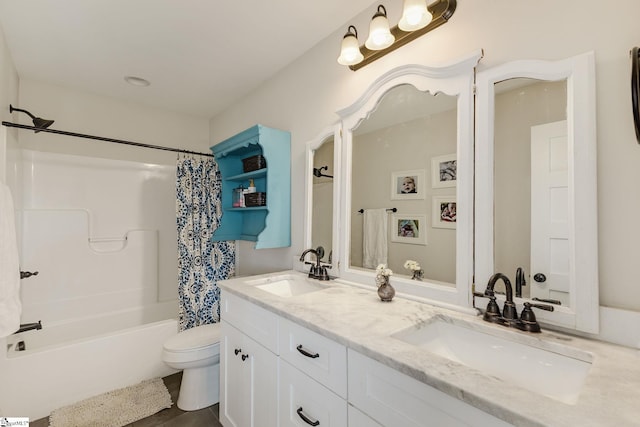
[0,302,179,420]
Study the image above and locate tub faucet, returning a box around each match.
[14,320,42,334]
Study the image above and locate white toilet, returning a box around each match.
[162,323,222,411]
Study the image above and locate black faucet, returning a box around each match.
[475,273,554,333]
[14,320,42,334]
[299,247,331,281]
[515,267,526,298]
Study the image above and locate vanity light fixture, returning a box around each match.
[365,5,395,51]
[337,26,365,66]
[337,0,456,71]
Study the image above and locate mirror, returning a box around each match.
[475,52,599,333]
[350,85,457,286]
[337,50,482,307]
[304,124,341,270]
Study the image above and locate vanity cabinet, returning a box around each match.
[220,289,513,427]
[220,291,278,427]
[210,124,291,249]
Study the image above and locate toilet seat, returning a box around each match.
[163,323,221,353]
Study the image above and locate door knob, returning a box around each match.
[533,273,547,283]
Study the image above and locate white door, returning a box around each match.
[530,120,570,305]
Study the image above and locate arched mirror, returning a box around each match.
[475,52,599,333]
[304,124,341,272]
[337,50,482,308]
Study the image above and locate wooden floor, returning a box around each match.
[31,372,223,427]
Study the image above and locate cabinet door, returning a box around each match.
[220,321,278,427]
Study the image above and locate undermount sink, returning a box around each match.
[392,316,592,405]
[246,274,328,297]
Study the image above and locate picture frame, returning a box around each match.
[391,169,425,200]
[431,154,457,188]
[432,196,457,229]
[391,214,427,245]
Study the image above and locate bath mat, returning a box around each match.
[48,378,172,427]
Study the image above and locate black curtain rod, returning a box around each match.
[1,121,214,158]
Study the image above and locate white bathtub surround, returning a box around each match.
[220,271,640,427]
[176,156,235,331]
[0,150,180,420]
[0,182,20,337]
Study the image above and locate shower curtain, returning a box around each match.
[176,156,235,331]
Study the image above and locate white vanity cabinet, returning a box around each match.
[348,350,513,427]
[220,288,513,427]
[220,291,279,427]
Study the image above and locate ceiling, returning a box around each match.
[0,0,377,119]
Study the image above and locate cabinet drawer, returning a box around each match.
[279,359,347,427]
[221,290,278,353]
[348,350,513,427]
[279,317,347,398]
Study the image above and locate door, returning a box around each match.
[530,120,570,305]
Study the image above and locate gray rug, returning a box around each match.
[49,378,172,427]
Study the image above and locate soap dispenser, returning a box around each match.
[247,179,256,193]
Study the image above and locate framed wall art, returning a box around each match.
[431,154,457,188]
[391,213,427,245]
[432,196,456,229]
[391,169,425,200]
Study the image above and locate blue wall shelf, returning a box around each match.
[210,124,291,249]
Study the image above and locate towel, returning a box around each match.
[0,183,21,337]
[362,209,388,269]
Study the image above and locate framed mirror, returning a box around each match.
[475,52,599,333]
[337,50,482,308]
[304,124,341,273]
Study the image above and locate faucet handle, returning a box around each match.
[518,302,554,333]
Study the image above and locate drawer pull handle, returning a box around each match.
[234,348,242,356]
[297,407,320,426]
[296,345,320,359]
[241,354,249,361]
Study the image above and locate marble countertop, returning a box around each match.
[219,270,640,427]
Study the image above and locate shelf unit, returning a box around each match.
[210,124,291,249]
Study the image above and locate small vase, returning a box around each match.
[377,276,395,302]
[411,269,423,281]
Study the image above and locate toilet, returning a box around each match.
[162,323,222,411]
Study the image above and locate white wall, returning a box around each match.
[209,0,640,312]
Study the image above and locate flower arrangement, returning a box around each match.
[376,264,393,278]
[403,260,421,271]
[404,260,423,281]
[375,264,395,301]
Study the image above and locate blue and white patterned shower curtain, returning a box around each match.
[176,156,235,331]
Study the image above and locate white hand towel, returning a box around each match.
[0,183,21,337]
[362,209,388,269]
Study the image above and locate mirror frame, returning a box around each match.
[304,123,342,274]
[475,52,599,333]
[336,50,483,308]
